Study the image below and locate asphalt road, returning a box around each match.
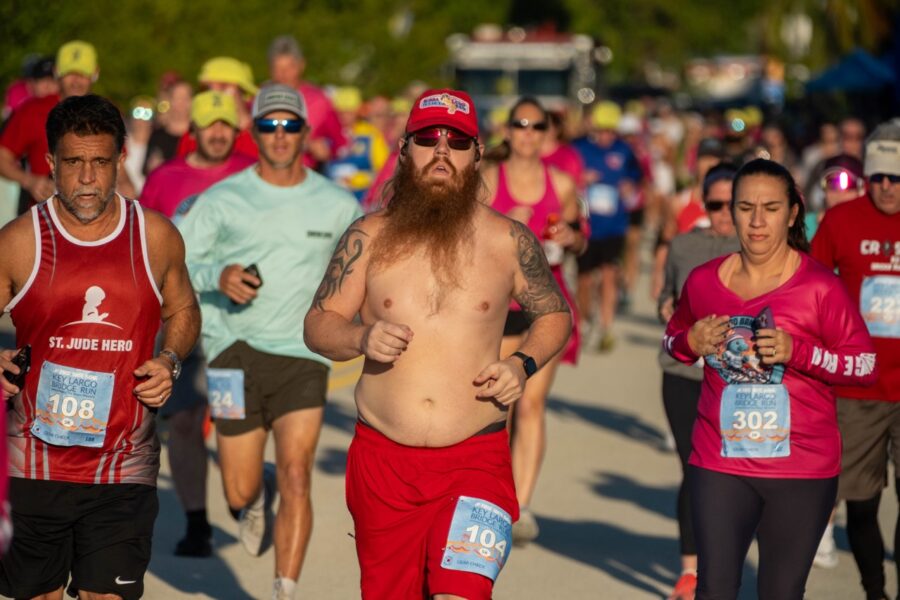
[1,262,896,599]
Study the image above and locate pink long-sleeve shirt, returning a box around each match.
[664,252,878,479]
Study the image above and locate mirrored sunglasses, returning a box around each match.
[410,127,476,151]
[255,118,305,134]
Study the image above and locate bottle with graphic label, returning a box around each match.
[542,213,564,266]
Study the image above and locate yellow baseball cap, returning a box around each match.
[333,87,362,113]
[191,90,238,128]
[591,101,622,130]
[56,41,98,77]
[198,57,258,97]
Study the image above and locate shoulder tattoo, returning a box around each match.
[312,218,369,310]
[509,220,569,321]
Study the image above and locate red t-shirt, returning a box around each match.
[0,94,59,177]
[140,153,255,218]
[665,253,877,478]
[811,195,900,401]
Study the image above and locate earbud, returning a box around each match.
[474,148,482,162]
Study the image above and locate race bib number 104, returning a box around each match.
[441,496,513,582]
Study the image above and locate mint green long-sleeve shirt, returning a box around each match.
[178,166,363,364]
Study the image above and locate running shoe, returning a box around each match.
[239,467,276,556]
[812,523,838,569]
[597,332,615,353]
[512,508,539,546]
[668,572,697,600]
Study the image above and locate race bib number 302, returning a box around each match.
[720,384,790,458]
[860,276,900,338]
[207,368,246,420]
[441,496,513,582]
[31,361,114,448]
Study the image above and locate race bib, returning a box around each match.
[720,384,790,458]
[860,276,900,338]
[587,184,618,216]
[441,496,513,582]
[207,368,245,420]
[31,361,114,448]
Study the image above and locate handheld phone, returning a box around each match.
[3,344,31,389]
[244,264,263,289]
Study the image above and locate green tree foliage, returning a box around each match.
[1,0,895,108]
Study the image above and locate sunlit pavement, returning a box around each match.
[2,257,894,599]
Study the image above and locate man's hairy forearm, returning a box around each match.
[304,310,365,361]
[160,304,201,359]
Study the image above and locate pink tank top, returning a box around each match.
[492,163,561,237]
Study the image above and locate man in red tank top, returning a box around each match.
[0,95,200,600]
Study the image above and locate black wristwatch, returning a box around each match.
[512,352,538,379]
[158,349,182,381]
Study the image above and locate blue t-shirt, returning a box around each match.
[572,137,642,240]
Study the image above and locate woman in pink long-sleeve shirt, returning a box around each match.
[664,158,877,600]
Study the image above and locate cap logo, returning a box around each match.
[212,95,222,107]
[874,143,898,155]
[73,50,81,60]
[419,93,469,115]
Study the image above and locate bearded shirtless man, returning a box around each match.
[304,89,572,600]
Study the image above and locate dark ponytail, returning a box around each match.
[732,158,809,252]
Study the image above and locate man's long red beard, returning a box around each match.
[370,155,482,289]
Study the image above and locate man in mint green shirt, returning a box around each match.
[178,84,362,600]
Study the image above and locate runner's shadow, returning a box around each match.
[323,400,358,436]
[148,477,255,599]
[534,514,759,598]
[590,471,676,521]
[316,446,348,475]
[623,331,666,348]
[533,514,679,596]
[546,396,669,451]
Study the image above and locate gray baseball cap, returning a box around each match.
[252,84,308,120]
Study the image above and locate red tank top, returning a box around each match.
[492,163,561,237]
[6,197,163,486]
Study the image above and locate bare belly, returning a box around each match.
[354,321,508,447]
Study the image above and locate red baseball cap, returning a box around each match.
[405,89,479,139]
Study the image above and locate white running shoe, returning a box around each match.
[239,467,276,557]
[813,522,838,569]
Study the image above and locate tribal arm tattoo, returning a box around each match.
[312,218,369,311]
[509,220,569,322]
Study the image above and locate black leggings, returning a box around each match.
[662,373,701,556]
[690,466,837,600]
[845,479,900,598]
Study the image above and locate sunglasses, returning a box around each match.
[409,127,476,151]
[255,118,305,134]
[821,170,862,192]
[510,118,549,131]
[704,200,730,212]
[869,173,900,185]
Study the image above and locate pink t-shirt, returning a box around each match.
[140,154,255,218]
[664,252,878,479]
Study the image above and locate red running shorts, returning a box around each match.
[346,421,519,599]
